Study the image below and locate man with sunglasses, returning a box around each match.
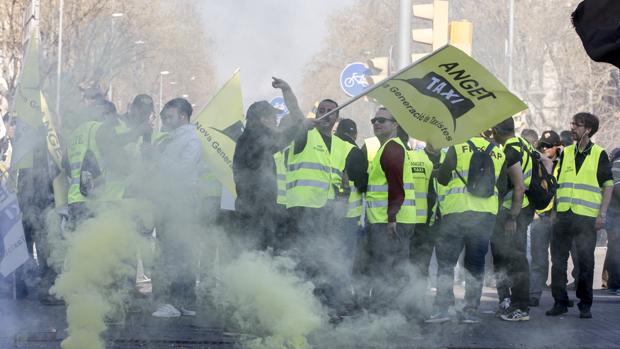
[365,107,416,313]
[547,113,613,319]
[529,131,561,307]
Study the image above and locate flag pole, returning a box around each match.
[315,46,447,121]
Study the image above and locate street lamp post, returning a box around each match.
[398,0,412,69]
[55,0,64,126]
[159,71,170,111]
[507,0,514,90]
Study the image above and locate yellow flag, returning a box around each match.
[368,45,527,148]
[41,93,69,208]
[41,93,63,169]
[193,70,244,196]
[11,36,43,169]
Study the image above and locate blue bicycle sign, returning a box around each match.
[339,62,371,97]
[270,96,289,118]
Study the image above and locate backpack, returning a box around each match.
[513,139,557,210]
[456,140,496,198]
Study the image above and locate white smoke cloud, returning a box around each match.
[198,0,354,104]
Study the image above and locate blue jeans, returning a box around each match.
[529,214,552,300]
[434,212,496,312]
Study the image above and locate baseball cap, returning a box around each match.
[538,130,561,147]
[246,101,280,120]
[336,118,357,134]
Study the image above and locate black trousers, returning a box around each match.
[410,223,436,279]
[491,205,534,310]
[435,212,495,312]
[366,223,414,312]
[551,211,597,308]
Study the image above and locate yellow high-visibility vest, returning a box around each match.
[409,149,434,224]
[502,136,533,209]
[286,129,353,208]
[556,144,604,217]
[346,181,363,218]
[366,137,416,224]
[442,137,505,216]
[67,121,103,205]
[364,136,381,163]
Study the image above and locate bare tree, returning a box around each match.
[0,0,216,132]
[302,0,619,148]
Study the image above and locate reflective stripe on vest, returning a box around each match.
[502,136,533,209]
[286,129,332,208]
[442,137,505,216]
[556,143,603,217]
[410,149,433,224]
[346,184,363,218]
[285,130,353,209]
[366,137,416,224]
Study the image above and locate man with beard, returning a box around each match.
[546,113,613,319]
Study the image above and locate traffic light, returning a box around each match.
[366,56,390,85]
[449,20,473,56]
[411,0,449,62]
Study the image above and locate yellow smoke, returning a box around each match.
[215,251,326,349]
[52,201,153,349]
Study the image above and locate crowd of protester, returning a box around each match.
[1,77,619,324]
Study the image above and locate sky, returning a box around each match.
[199,0,354,107]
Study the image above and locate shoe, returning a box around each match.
[578,303,592,319]
[495,297,511,317]
[424,311,451,324]
[152,304,181,318]
[179,307,196,316]
[545,304,568,316]
[567,299,574,308]
[501,308,530,322]
[608,288,619,294]
[567,282,576,290]
[579,309,592,319]
[528,298,540,307]
[460,312,481,324]
[615,289,620,296]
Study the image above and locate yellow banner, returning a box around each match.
[11,36,43,169]
[368,45,527,148]
[41,93,63,169]
[41,93,68,208]
[192,70,244,196]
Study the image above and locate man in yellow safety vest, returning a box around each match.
[546,113,614,319]
[365,107,416,312]
[426,134,506,324]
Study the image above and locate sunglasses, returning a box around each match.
[539,142,554,149]
[371,117,396,124]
